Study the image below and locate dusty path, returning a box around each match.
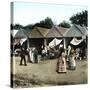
[11,56,88,88]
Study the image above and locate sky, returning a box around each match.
[12,2,88,26]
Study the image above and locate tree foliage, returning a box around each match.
[13,24,23,30]
[13,17,54,30]
[33,17,54,28]
[58,21,71,28]
[70,10,88,27]
[23,24,34,29]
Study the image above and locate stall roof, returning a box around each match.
[54,26,69,36]
[15,29,27,38]
[46,26,63,38]
[29,27,50,38]
[15,29,31,38]
[65,24,88,37]
[74,24,88,36]
[36,27,50,37]
[29,26,69,38]
[14,24,87,39]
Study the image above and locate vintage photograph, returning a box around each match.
[10,2,88,88]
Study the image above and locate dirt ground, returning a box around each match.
[11,56,88,88]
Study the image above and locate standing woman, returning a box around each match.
[69,48,76,70]
[56,47,67,73]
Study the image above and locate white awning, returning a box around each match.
[11,29,18,37]
[70,38,83,46]
[49,38,62,48]
[20,38,27,45]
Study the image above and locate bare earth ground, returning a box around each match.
[11,56,88,88]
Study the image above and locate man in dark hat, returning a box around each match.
[20,46,27,66]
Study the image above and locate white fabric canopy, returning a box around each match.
[11,29,18,37]
[49,38,62,48]
[20,38,27,45]
[70,38,83,46]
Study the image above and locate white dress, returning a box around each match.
[69,56,76,70]
[29,49,34,63]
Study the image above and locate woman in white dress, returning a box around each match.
[69,54,76,70]
[29,48,34,63]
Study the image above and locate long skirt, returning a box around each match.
[69,56,76,70]
[56,57,66,73]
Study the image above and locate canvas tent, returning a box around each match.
[14,29,31,48]
[13,25,87,52]
[63,24,88,51]
[27,26,69,50]
[29,26,68,48]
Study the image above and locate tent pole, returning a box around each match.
[44,38,47,48]
[27,38,29,49]
[63,38,66,54]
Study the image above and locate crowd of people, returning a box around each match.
[56,44,87,73]
[11,40,87,74]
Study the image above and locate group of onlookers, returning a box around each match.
[56,45,76,73]
[11,40,87,74]
[56,44,87,73]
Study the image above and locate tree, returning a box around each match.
[13,24,23,30]
[70,10,88,27]
[58,21,71,28]
[33,17,54,28]
[23,24,34,29]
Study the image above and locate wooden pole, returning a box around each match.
[63,38,66,54]
[27,38,29,49]
[44,38,47,47]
